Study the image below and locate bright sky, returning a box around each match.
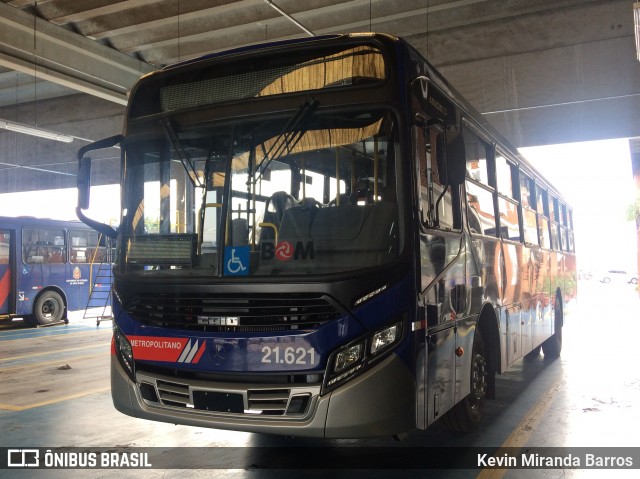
[1,139,637,273]
[0,184,120,226]
[519,138,637,272]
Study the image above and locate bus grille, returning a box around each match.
[125,293,342,332]
[138,376,315,417]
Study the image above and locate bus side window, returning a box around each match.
[0,232,9,264]
[415,125,456,230]
[70,229,104,263]
[536,187,550,249]
[567,207,575,252]
[520,173,538,245]
[559,202,569,251]
[22,227,66,264]
[548,195,560,250]
[463,127,496,236]
[495,153,521,242]
[495,154,514,197]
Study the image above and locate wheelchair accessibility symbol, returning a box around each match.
[224,246,249,276]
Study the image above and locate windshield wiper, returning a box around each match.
[254,96,318,182]
[161,118,204,188]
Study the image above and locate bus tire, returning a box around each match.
[33,290,65,325]
[524,345,542,360]
[441,329,487,432]
[542,300,562,359]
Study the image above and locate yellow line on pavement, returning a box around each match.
[475,378,561,479]
[0,352,108,371]
[0,403,22,411]
[0,386,111,411]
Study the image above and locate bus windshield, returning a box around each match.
[119,108,402,277]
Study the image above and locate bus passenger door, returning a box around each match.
[419,232,464,427]
[414,121,465,427]
[0,230,15,316]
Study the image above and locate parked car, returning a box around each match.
[578,270,593,280]
[599,270,638,285]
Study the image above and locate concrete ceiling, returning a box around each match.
[1,0,640,193]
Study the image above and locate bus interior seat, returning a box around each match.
[298,197,322,209]
[259,191,297,242]
[328,193,355,206]
[279,201,397,254]
[48,248,64,263]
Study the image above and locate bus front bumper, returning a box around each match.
[111,353,415,438]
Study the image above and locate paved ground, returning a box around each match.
[1,280,638,478]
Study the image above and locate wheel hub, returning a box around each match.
[471,353,487,401]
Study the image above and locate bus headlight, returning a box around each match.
[323,321,403,394]
[113,324,135,381]
[370,324,399,355]
[334,342,363,373]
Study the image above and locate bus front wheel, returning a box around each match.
[33,291,65,325]
[441,329,487,432]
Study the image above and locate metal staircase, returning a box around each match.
[83,236,114,326]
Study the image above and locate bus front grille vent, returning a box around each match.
[155,379,190,407]
[247,389,290,416]
[126,293,341,331]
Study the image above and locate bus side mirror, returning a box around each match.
[75,134,122,240]
[77,156,91,210]
[446,130,466,186]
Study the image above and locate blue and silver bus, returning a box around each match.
[77,33,576,438]
[0,216,109,326]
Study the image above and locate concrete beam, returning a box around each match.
[407,0,640,147]
[0,1,153,106]
[0,93,124,193]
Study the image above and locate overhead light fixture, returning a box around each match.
[635,2,640,61]
[0,119,74,143]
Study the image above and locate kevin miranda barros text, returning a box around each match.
[478,453,634,469]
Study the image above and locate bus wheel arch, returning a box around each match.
[441,304,498,432]
[31,288,67,326]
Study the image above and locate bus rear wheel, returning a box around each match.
[542,299,563,359]
[33,291,65,325]
[441,329,487,432]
